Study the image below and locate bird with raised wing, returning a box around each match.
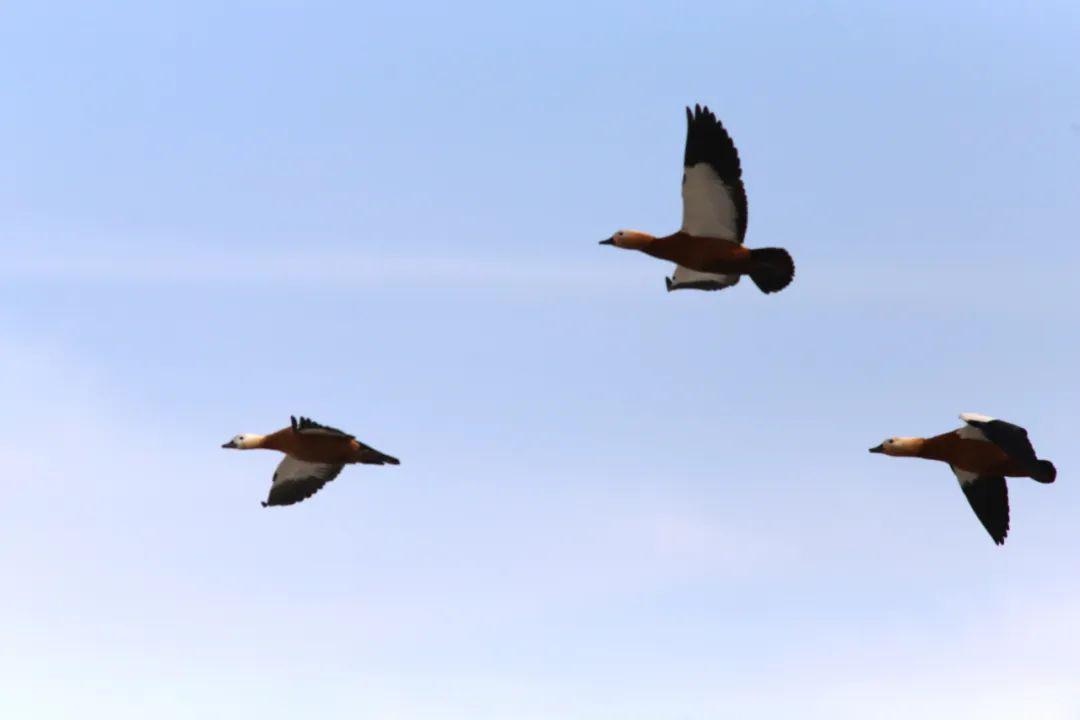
[222,416,400,507]
[601,104,794,294]
[869,413,1056,545]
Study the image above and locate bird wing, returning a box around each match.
[680,104,748,242]
[958,413,1038,464]
[951,466,1010,545]
[290,415,355,439]
[263,456,344,507]
[665,266,741,292]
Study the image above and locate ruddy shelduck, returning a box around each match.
[601,104,795,294]
[222,415,400,507]
[869,413,1056,545]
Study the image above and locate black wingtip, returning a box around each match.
[962,477,1010,546]
[290,415,298,430]
[689,103,714,123]
[665,276,674,292]
[682,102,748,241]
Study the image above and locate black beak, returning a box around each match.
[222,441,237,449]
[868,444,885,454]
[599,238,615,246]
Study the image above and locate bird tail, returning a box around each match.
[1032,459,1056,484]
[360,448,401,465]
[748,248,795,294]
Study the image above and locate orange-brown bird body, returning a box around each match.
[601,105,795,294]
[256,426,390,465]
[639,232,753,276]
[222,416,399,507]
[869,413,1056,545]
[915,433,1032,478]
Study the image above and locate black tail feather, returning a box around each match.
[748,248,794,294]
[361,450,401,466]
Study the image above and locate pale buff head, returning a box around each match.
[599,230,656,250]
[868,437,923,457]
[221,433,266,450]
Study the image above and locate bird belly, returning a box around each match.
[647,233,751,274]
[930,437,1020,476]
[286,436,357,464]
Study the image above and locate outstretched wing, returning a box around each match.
[951,466,1010,545]
[290,415,354,439]
[681,104,748,242]
[263,457,344,507]
[958,413,1037,464]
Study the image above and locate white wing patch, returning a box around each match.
[957,413,995,441]
[265,457,345,507]
[950,466,979,487]
[668,265,740,291]
[681,164,740,241]
[956,424,988,442]
[273,456,342,483]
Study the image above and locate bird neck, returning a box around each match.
[243,433,270,449]
[889,437,928,457]
[618,231,656,250]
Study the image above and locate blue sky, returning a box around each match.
[2,1,1079,717]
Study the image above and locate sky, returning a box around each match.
[2,1,1079,717]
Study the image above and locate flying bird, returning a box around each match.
[222,416,400,507]
[869,413,1056,545]
[601,104,794,294]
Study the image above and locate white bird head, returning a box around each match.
[221,433,264,450]
[868,437,922,456]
